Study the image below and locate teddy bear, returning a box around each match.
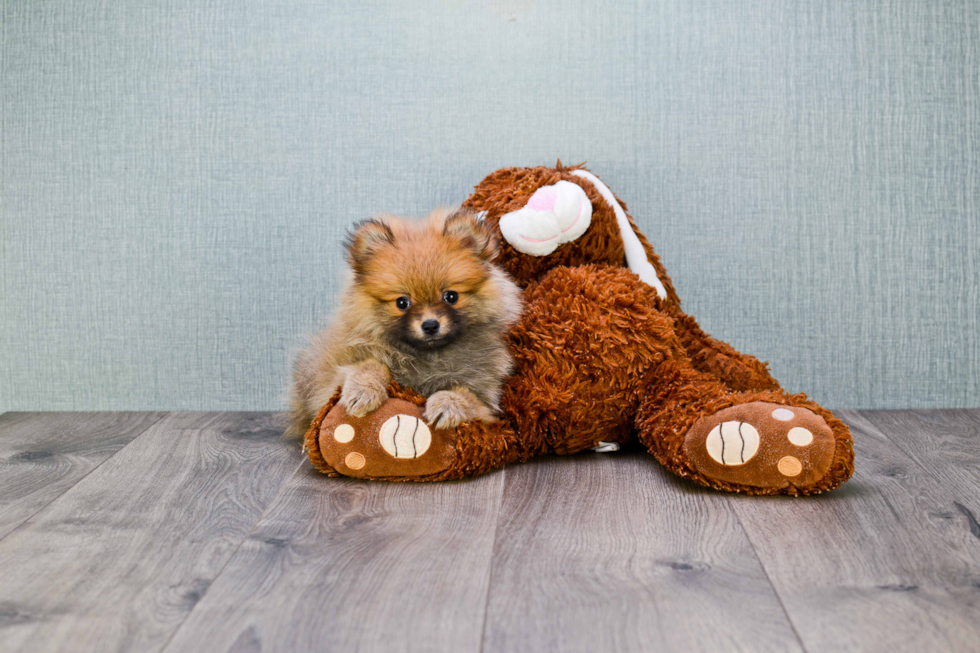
[303,163,855,495]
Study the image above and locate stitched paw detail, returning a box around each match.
[318,399,455,479]
[684,402,836,490]
[378,415,432,458]
[705,421,760,465]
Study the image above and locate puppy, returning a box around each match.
[287,208,522,437]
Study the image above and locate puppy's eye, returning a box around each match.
[443,290,459,305]
[395,297,411,311]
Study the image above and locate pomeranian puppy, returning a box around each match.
[286,207,522,437]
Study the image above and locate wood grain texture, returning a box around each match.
[0,412,166,540]
[731,410,980,653]
[160,467,505,653]
[0,412,303,653]
[2,410,979,652]
[481,453,802,653]
[862,409,980,500]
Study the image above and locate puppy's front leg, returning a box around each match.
[339,359,391,417]
[424,386,496,430]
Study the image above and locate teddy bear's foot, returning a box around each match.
[683,402,837,492]
[315,398,458,480]
[305,382,526,481]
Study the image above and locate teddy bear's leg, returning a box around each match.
[304,383,529,482]
[635,360,854,495]
[669,308,781,392]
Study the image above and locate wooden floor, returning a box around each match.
[0,410,979,652]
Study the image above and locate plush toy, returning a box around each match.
[304,163,855,495]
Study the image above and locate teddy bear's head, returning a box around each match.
[462,162,678,305]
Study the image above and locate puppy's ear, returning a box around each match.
[443,209,498,261]
[346,218,395,273]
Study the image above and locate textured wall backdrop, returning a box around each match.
[2,0,978,412]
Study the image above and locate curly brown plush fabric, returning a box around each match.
[305,163,855,495]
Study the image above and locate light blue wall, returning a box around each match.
[2,0,978,412]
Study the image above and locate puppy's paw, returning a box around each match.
[340,372,388,418]
[424,388,495,430]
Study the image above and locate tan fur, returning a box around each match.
[338,358,391,417]
[286,208,522,438]
[424,385,497,429]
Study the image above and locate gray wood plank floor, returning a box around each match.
[0,410,978,653]
[0,412,167,540]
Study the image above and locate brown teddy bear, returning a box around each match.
[304,163,855,495]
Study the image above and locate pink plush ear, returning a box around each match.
[346,219,396,274]
[497,180,593,257]
[443,209,498,261]
[527,185,558,212]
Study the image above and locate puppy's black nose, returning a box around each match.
[421,319,440,335]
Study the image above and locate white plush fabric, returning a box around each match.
[591,441,621,453]
[570,170,668,299]
[498,180,592,256]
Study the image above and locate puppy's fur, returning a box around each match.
[286,208,522,437]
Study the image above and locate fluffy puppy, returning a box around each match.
[287,208,523,437]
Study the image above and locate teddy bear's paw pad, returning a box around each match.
[683,402,835,490]
[378,415,431,458]
[318,399,455,479]
[498,180,592,256]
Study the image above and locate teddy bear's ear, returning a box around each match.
[443,209,498,261]
[346,218,396,273]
